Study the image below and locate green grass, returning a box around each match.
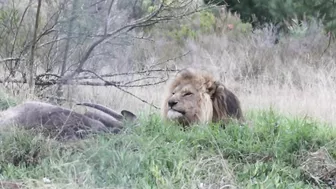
[0,109,335,188]
[0,91,17,111]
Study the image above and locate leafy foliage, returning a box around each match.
[204,0,336,34]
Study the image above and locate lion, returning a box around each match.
[161,68,244,126]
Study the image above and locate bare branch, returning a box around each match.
[37,36,78,49]
[0,58,22,63]
[0,0,203,109]
[105,0,115,35]
[60,37,108,81]
[59,1,173,81]
[9,0,32,64]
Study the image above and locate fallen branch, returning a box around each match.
[0,76,168,87]
[0,79,119,86]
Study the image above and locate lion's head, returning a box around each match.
[161,68,243,126]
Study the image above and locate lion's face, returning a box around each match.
[162,69,215,126]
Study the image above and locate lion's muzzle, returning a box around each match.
[168,99,178,109]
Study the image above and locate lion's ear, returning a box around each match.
[176,68,195,79]
[205,79,218,97]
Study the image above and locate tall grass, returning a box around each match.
[0,110,335,188]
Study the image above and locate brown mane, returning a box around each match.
[211,81,244,123]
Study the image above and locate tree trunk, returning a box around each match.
[55,0,78,104]
[28,0,42,91]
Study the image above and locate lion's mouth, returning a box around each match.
[167,109,186,120]
[173,109,185,115]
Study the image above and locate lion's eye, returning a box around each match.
[184,92,193,96]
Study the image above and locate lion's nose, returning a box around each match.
[168,100,178,108]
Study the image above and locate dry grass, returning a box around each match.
[50,24,336,125]
[1,11,336,125]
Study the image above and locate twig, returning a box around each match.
[122,79,168,88]
[321,31,335,56]
[73,68,179,80]
[123,76,160,85]
[114,87,160,109]
[150,51,191,68]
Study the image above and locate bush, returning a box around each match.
[203,0,336,35]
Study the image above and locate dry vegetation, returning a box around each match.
[0,0,335,124]
[67,24,336,125]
